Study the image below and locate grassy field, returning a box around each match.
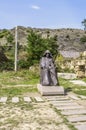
[0,70,85,130]
[0,70,39,97]
[0,70,86,96]
[0,70,39,85]
[59,78,86,96]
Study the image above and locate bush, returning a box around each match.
[0,60,14,71]
[80,36,86,43]
[18,60,30,69]
[0,29,10,38]
[66,34,70,39]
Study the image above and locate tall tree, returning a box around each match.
[27,30,58,66]
[82,19,86,30]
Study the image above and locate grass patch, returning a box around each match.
[74,89,86,96]
[59,77,86,96]
[5,118,19,126]
[0,70,86,96]
[0,70,39,86]
[0,70,39,96]
[12,102,34,111]
[0,86,37,97]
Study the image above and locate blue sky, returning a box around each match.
[0,0,86,29]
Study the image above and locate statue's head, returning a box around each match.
[43,50,52,58]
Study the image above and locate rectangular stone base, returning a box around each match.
[37,84,65,96]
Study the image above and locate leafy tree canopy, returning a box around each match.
[27,30,58,66]
[82,19,86,30]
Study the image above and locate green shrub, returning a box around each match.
[0,60,14,71]
[18,60,30,69]
[80,36,86,43]
[6,34,14,44]
[0,29,10,38]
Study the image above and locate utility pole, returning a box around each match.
[14,26,18,72]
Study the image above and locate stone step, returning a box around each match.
[79,95,86,99]
[61,109,86,116]
[46,97,70,101]
[45,96,68,98]
[70,80,86,86]
[34,97,44,102]
[68,95,80,100]
[52,102,78,106]
[12,97,19,103]
[50,100,73,104]
[0,97,7,103]
[24,97,31,102]
[67,116,86,123]
[56,105,84,110]
[75,124,86,130]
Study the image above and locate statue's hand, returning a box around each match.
[41,66,45,69]
[41,67,43,69]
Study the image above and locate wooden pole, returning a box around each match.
[14,26,18,72]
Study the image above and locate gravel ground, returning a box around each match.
[0,101,70,130]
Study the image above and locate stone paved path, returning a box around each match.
[0,96,70,130]
[0,94,86,130]
[45,95,86,130]
[0,96,44,103]
[70,80,86,86]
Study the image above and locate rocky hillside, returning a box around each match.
[0,26,86,57]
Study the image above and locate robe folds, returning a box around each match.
[40,57,58,86]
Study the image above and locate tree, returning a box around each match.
[82,19,86,30]
[6,33,14,44]
[27,30,58,67]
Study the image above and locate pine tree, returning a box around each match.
[27,30,58,66]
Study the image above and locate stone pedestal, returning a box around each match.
[37,84,65,96]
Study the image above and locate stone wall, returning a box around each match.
[57,51,86,78]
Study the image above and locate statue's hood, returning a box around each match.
[43,50,52,57]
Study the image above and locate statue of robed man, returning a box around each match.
[40,50,59,86]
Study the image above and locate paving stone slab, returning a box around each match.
[50,100,73,103]
[68,95,80,100]
[34,97,44,102]
[61,109,86,115]
[45,96,67,98]
[52,102,78,106]
[46,97,70,101]
[79,95,86,99]
[58,73,76,79]
[45,96,69,100]
[12,97,19,103]
[75,124,86,130]
[56,105,84,110]
[70,80,86,86]
[67,116,86,123]
[24,97,31,102]
[0,97,7,102]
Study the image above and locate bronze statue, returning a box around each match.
[40,50,59,86]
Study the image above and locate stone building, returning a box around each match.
[58,50,86,78]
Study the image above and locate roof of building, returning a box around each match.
[59,50,80,59]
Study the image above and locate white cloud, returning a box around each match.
[31,5,40,10]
